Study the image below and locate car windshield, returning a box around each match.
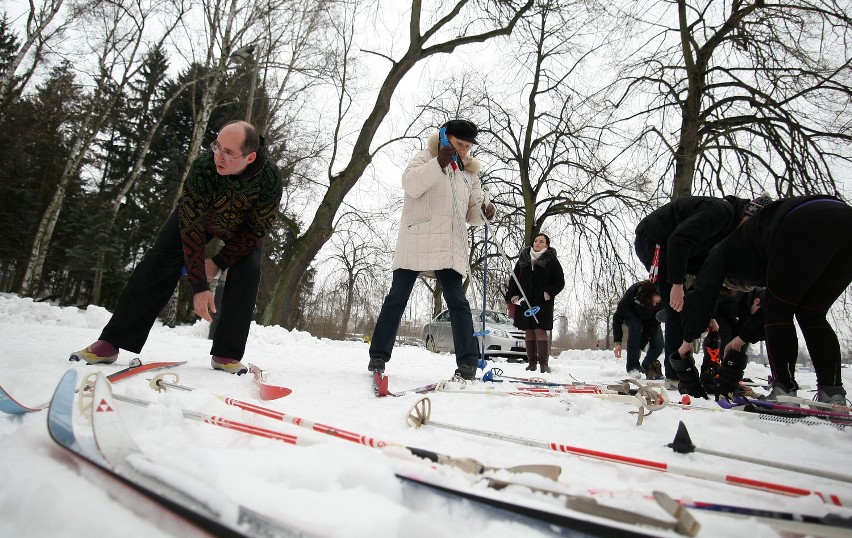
[472,310,511,324]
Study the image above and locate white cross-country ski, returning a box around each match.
[47,369,313,537]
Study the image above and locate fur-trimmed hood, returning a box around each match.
[426,132,482,175]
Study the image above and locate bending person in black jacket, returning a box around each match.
[671,195,852,405]
[612,281,664,379]
[635,195,752,384]
[506,233,565,373]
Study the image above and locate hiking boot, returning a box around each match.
[70,340,119,364]
[817,385,848,406]
[211,357,248,375]
[454,364,477,381]
[627,368,641,379]
[765,381,797,404]
[367,357,385,373]
[644,359,663,380]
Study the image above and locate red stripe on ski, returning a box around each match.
[106,360,186,383]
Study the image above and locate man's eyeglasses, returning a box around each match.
[210,141,246,162]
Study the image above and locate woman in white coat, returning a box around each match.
[368,120,496,380]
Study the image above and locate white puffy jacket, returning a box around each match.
[392,132,487,277]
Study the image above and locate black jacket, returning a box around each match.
[506,247,565,330]
[635,195,750,285]
[612,281,663,343]
[681,195,842,341]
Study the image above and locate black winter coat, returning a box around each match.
[681,195,842,341]
[635,195,750,285]
[505,247,565,330]
[612,281,663,344]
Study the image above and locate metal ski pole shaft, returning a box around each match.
[148,373,561,480]
[404,397,851,506]
[668,421,852,484]
[472,196,539,323]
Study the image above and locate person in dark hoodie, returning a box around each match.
[670,195,852,406]
[506,233,565,373]
[71,120,283,375]
[612,280,664,379]
[634,195,752,385]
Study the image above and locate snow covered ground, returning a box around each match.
[1,293,851,537]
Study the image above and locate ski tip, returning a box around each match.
[247,363,293,400]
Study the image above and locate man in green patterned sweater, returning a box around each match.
[71,120,283,374]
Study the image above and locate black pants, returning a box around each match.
[100,210,263,360]
[635,236,683,379]
[762,200,852,389]
[370,269,479,368]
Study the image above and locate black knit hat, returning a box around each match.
[442,119,479,144]
[744,192,773,217]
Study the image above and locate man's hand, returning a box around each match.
[437,145,456,168]
[482,202,496,220]
[669,284,685,312]
[205,259,220,282]
[708,318,719,332]
[614,344,622,358]
[193,290,216,322]
[723,335,746,357]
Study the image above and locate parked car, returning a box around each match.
[422,309,527,359]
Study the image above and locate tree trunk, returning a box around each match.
[261,0,535,328]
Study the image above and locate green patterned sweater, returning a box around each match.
[178,146,283,293]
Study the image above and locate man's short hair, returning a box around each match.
[223,120,260,154]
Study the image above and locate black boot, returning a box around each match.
[537,340,550,373]
[524,339,537,371]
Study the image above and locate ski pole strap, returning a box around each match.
[649,244,660,283]
[524,305,541,318]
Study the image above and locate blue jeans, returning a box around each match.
[623,313,663,373]
[370,269,479,368]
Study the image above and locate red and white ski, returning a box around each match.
[0,359,186,415]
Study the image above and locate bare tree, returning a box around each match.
[20,0,185,296]
[261,0,536,329]
[464,0,644,306]
[608,0,852,200]
[0,0,77,119]
[324,214,387,339]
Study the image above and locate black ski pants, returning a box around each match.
[635,236,683,379]
[762,200,852,389]
[100,210,263,360]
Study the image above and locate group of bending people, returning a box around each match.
[622,193,852,405]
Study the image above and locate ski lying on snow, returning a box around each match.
[104,359,187,383]
[247,363,292,400]
[112,374,688,536]
[0,384,43,414]
[775,395,852,414]
[0,359,186,415]
[49,368,313,537]
[719,397,852,425]
[394,473,684,537]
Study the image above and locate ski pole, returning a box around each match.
[147,373,561,480]
[462,180,539,323]
[668,421,852,484]
[404,397,851,506]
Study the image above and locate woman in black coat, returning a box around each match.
[506,233,565,373]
